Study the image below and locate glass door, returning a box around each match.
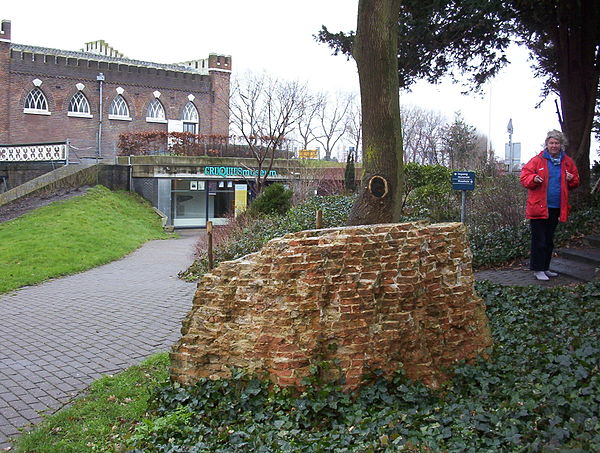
[171,180,207,227]
[208,180,235,225]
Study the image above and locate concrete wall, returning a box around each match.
[0,163,129,206]
[0,162,64,192]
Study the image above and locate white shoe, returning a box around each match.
[545,270,558,278]
[534,271,549,281]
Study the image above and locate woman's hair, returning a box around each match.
[545,129,567,147]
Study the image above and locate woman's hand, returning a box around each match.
[534,175,543,184]
[566,171,574,182]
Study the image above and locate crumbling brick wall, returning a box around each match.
[171,222,492,390]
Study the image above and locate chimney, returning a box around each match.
[0,20,11,41]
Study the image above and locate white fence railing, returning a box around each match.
[0,142,68,162]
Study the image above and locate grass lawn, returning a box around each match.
[0,185,170,295]
[12,353,169,453]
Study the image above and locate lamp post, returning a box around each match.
[97,73,105,158]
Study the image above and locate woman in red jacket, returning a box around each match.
[520,130,580,281]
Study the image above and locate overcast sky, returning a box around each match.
[4,0,596,163]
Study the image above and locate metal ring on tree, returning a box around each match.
[368,175,389,198]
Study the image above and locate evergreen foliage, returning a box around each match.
[126,281,600,452]
[401,163,457,222]
[249,183,293,216]
[344,150,357,193]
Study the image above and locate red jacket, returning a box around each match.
[520,151,580,222]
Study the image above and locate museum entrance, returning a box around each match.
[171,179,244,228]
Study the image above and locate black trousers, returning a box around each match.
[530,208,560,271]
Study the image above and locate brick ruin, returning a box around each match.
[170,222,492,390]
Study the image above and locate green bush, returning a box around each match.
[249,183,293,216]
[402,163,458,222]
[127,281,600,452]
[180,195,355,281]
[182,187,599,277]
[467,174,526,233]
[469,199,600,268]
[344,151,357,193]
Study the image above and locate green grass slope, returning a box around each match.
[0,186,169,295]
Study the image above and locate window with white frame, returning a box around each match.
[146,98,166,122]
[68,92,92,117]
[109,94,130,119]
[24,87,50,114]
[182,102,199,134]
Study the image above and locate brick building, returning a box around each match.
[0,19,231,161]
[0,20,344,228]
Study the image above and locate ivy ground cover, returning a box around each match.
[127,281,600,452]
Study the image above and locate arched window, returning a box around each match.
[147,98,166,121]
[24,87,49,113]
[68,92,91,116]
[182,102,199,134]
[109,94,130,119]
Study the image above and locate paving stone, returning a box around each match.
[0,230,200,449]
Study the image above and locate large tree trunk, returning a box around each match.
[554,0,599,207]
[348,0,403,225]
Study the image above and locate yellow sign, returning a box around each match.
[298,149,318,159]
[234,184,248,216]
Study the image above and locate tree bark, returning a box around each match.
[554,0,599,206]
[348,0,404,225]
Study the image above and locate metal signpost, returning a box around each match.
[451,171,476,222]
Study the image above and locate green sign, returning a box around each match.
[203,166,277,178]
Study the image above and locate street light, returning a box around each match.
[507,118,513,173]
[97,73,105,158]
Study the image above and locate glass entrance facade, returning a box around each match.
[170,179,245,228]
[208,181,235,225]
[172,180,207,227]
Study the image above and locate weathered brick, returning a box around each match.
[170,222,492,390]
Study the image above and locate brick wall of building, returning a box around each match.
[1,21,231,161]
[171,222,492,390]
[0,21,11,143]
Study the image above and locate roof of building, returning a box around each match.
[10,42,210,75]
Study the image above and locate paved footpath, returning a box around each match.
[0,230,201,449]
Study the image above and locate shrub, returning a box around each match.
[467,174,527,234]
[249,183,293,216]
[344,151,357,193]
[181,180,598,279]
[402,163,459,222]
[180,195,354,281]
[469,196,600,268]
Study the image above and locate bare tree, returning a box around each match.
[286,160,345,204]
[441,112,492,171]
[345,96,362,161]
[314,92,355,161]
[296,92,326,153]
[229,72,309,193]
[401,105,447,165]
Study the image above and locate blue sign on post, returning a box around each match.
[452,171,476,223]
[451,171,476,191]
